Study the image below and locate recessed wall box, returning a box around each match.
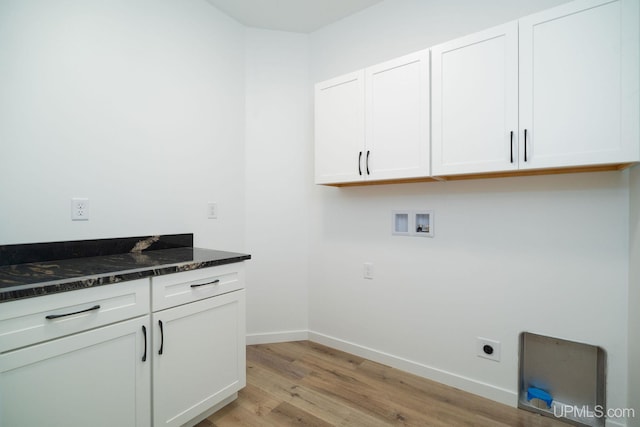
[414,211,434,237]
[392,210,434,237]
[392,211,410,235]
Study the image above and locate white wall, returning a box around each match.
[0,0,246,251]
[629,164,640,426]
[0,0,636,420]
[308,0,631,414]
[310,0,572,81]
[244,29,311,341]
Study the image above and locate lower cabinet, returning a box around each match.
[0,262,247,427]
[152,290,246,427]
[0,316,151,427]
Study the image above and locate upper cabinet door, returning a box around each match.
[365,50,430,180]
[519,0,640,169]
[431,22,519,176]
[314,71,365,184]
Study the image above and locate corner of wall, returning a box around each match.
[628,164,640,426]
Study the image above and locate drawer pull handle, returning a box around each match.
[158,320,164,355]
[142,325,147,362]
[45,304,100,320]
[190,279,220,288]
[358,151,363,175]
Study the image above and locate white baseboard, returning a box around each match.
[307,330,517,407]
[246,330,309,345]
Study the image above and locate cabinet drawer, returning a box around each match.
[0,279,150,354]
[151,263,245,312]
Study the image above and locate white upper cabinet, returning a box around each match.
[314,50,430,185]
[314,71,365,184]
[365,50,430,181]
[315,0,638,184]
[432,22,518,175]
[432,0,639,176]
[519,0,639,169]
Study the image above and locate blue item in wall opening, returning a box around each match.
[527,387,553,408]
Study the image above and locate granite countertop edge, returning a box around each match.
[0,250,251,303]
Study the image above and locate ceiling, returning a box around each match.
[205,0,384,33]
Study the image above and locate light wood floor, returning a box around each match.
[196,341,570,427]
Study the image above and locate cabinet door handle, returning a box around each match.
[358,151,363,175]
[190,279,219,288]
[45,304,100,320]
[366,150,370,175]
[524,129,528,162]
[510,131,514,163]
[158,320,164,355]
[142,325,147,362]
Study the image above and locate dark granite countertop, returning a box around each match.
[0,234,250,303]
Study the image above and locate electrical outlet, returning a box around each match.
[71,198,89,221]
[207,202,218,219]
[477,337,501,362]
[363,262,374,279]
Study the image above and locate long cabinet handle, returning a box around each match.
[524,129,528,162]
[510,131,514,163]
[158,320,164,355]
[366,150,370,175]
[358,151,363,175]
[142,325,147,362]
[190,279,219,288]
[45,304,100,320]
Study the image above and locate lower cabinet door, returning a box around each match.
[0,316,151,427]
[152,289,246,427]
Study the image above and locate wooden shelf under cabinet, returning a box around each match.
[320,162,636,187]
